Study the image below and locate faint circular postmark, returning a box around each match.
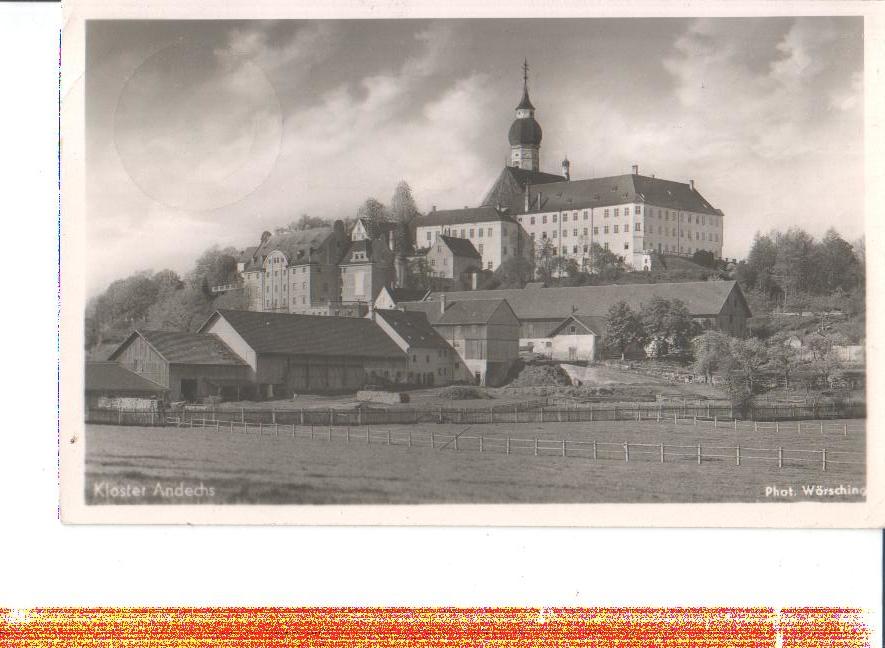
[112,39,283,212]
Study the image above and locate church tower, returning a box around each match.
[508,59,543,172]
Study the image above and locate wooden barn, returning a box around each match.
[85,361,167,410]
[108,330,252,402]
[198,309,407,397]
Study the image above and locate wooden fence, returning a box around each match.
[88,401,866,430]
[165,416,865,473]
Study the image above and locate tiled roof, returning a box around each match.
[436,299,511,326]
[341,238,394,265]
[85,362,167,393]
[487,172,723,216]
[111,330,247,366]
[438,235,481,259]
[244,227,337,271]
[548,314,606,337]
[204,309,405,359]
[382,287,430,303]
[415,206,516,228]
[373,309,451,350]
[424,281,747,320]
[480,166,565,209]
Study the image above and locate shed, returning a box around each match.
[85,361,167,410]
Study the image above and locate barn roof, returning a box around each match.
[373,309,451,350]
[85,362,167,393]
[435,299,514,326]
[203,309,405,359]
[423,281,747,320]
[548,314,607,337]
[109,330,248,366]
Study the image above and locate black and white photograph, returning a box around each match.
[61,9,879,523]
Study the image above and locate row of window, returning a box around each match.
[410,349,449,363]
[519,207,720,228]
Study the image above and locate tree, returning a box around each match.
[639,297,699,356]
[772,227,816,305]
[691,249,716,268]
[743,232,778,297]
[189,245,239,292]
[286,214,328,231]
[605,301,645,360]
[356,197,388,228]
[766,337,799,389]
[692,331,734,382]
[534,239,559,284]
[728,337,769,395]
[389,181,420,224]
[587,242,625,277]
[493,255,534,288]
[814,228,860,293]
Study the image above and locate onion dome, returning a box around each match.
[508,117,543,146]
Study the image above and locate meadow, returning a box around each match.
[84,418,865,505]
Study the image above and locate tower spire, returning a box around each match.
[523,57,529,88]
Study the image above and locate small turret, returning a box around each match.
[562,156,570,181]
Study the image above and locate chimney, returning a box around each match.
[561,157,571,181]
[524,182,531,212]
[536,191,542,209]
[440,293,447,314]
[432,205,437,212]
[471,271,478,291]
[632,164,639,175]
[689,179,695,191]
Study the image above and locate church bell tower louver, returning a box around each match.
[508,59,543,172]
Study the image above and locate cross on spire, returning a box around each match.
[522,58,529,87]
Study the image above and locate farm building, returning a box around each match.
[372,309,456,386]
[85,361,167,410]
[541,314,606,362]
[198,309,407,397]
[108,330,251,402]
[413,280,751,346]
[372,286,429,311]
[402,297,520,386]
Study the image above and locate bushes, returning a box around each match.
[505,363,572,388]
[437,386,492,400]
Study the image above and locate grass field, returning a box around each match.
[84,418,866,505]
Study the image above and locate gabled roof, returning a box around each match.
[109,330,247,366]
[341,237,394,265]
[373,309,451,350]
[354,218,398,240]
[244,226,340,271]
[378,286,430,304]
[480,166,566,209]
[485,172,723,217]
[201,309,404,359]
[438,235,481,259]
[548,314,606,337]
[85,362,167,393]
[436,299,514,326]
[423,281,748,321]
[416,206,516,229]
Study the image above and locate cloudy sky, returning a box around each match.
[86,17,863,294]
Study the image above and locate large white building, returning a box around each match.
[413,62,725,272]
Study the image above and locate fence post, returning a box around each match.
[754,420,758,433]
[150,411,155,426]
[707,403,711,418]
[674,413,678,425]
[430,430,434,449]
[230,420,234,434]
[561,440,566,457]
[593,440,598,461]
[778,446,783,468]
[736,445,741,466]
[660,443,664,463]
[480,436,484,453]
[271,408,276,424]
[693,415,697,426]
[713,416,717,429]
[734,418,737,431]
[300,408,305,425]
[822,448,827,471]
[366,426,370,444]
[514,405,518,425]
[216,421,220,435]
[590,404,593,422]
[118,407,122,424]
[408,429,413,448]
[259,421,263,435]
[697,443,701,465]
[386,430,391,446]
[506,437,511,455]
[310,424,314,439]
[776,421,779,434]
[534,438,539,456]
[241,407,245,424]
[624,443,629,462]
[455,435,459,452]
[843,423,848,437]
